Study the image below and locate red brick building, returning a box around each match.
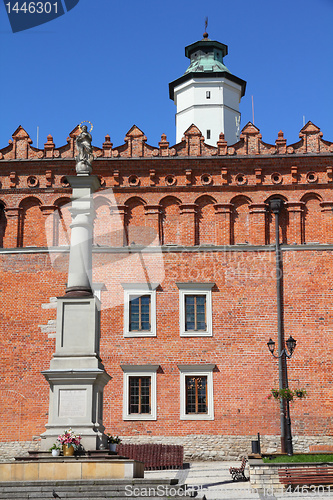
[0,118,333,460]
[1,31,333,459]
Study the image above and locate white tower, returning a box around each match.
[169,32,246,146]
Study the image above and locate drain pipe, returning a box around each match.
[269,199,286,454]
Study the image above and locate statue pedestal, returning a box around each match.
[41,297,111,451]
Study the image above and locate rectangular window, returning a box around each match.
[122,284,157,337]
[206,130,211,140]
[129,295,151,331]
[185,376,207,414]
[129,376,151,414]
[178,364,215,420]
[122,365,158,420]
[177,283,214,337]
[185,295,206,331]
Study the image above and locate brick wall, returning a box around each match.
[0,247,333,443]
[0,122,333,452]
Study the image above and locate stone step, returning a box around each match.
[0,497,204,500]
[0,479,205,500]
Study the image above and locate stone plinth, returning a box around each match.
[41,296,111,450]
[0,459,144,481]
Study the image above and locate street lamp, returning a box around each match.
[267,335,297,456]
[268,198,293,455]
[267,336,297,358]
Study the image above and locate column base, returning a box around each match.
[65,286,93,297]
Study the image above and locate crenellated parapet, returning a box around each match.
[1,121,332,161]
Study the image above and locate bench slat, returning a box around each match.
[278,466,333,486]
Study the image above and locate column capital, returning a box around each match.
[249,203,268,214]
[285,201,305,212]
[144,205,161,215]
[180,203,197,214]
[40,205,57,216]
[320,201,333,211]
[66,174,101,194]
[109,204,127,215]
[4,207,23,217]
[214,203,233,214]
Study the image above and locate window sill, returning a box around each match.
[180,331,212,337]
[123,414,157,421]
[124,331,156,338]
[180,414,214,421]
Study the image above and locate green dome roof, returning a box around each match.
[184,52,230,74]
[183,34,230,75]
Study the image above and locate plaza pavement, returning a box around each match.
[144,461,333,499]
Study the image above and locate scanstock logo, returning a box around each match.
[3,0,80,33]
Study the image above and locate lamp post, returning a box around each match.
[268,198,295,456]
[267,336,297,456]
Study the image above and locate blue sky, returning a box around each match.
[1,0,332,150]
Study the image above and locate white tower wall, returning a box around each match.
[174,77,242,146]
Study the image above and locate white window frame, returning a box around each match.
[178,364,215,420]
[122,283,157,337]
[176,283,214,337]
[121,365,158,421]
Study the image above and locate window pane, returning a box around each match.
[129,297,139,331]
[185,295,206,331]
[129,377,140,413]
[141,295,150,306]
[185,376,207,414]
[186,295,195,305]
[129,376,151,414]
[197,377,207,413]
[140,377,151,413]
[196,296,206,306]
[185,296,195,330]
[129,295,151,331]
[186,377,196,413]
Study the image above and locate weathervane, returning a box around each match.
[203,17,208,38]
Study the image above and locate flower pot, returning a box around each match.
[109,443,117,452]
[52,449,60,457]
[62,444,75,456]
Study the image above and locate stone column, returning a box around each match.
[180,203,197,246]
[65,175,100,296]
[214,203,232,246]
[249,203,267,245]
[4,207,22,248]
[320,201,333,243]
[286,202,305,245]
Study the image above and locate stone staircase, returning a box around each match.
[0,478,206,499]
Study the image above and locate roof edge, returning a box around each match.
[169,71,247,100]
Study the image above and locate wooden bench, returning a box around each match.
[229,457,248,481]
[278,466,333,486]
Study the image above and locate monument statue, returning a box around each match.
[42,123,110,452]
[76,124,94,174]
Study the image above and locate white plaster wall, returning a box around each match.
[174,77,242,146]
